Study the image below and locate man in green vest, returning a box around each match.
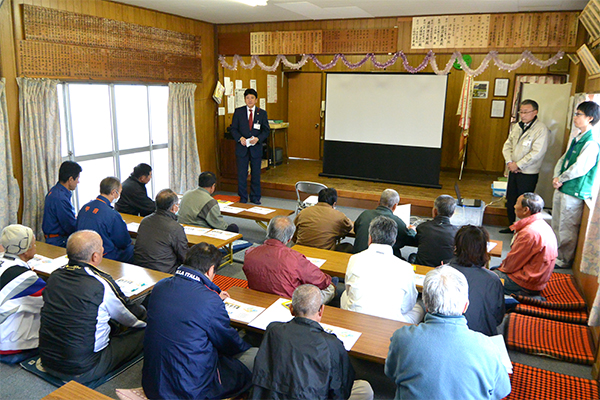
[552,101,600,268]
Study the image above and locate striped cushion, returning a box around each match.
[505,362,599,400]
[513,273,585,310]
[505,313,594,365]
[514,303,588,325]
[213,275,248,292]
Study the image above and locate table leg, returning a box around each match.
[256,220,268,230]
[219,243,234,268]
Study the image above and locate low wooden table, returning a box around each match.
[227,286,409,364]
[36,242,170,300]
[489,239,503,258]
[120,213,242,266]
[220,202,294,230]
[41,380,112,400]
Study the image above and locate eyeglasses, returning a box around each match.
[574,112,586,117]
[518,110,535,115]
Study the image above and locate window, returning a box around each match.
[59,83,169,210]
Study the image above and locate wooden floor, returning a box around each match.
[221,159,508,225]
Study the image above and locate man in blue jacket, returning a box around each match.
[142,242,257,400]
[230,88,270,204]
[385,266,511,400]
[76,177,134,263]
[42,161,82,247]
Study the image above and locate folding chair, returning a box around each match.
[295,181,327,214]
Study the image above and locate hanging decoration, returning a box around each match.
[219,50,565,77]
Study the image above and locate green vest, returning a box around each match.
[559,130,599,200]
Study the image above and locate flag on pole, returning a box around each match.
[457,74,474,160]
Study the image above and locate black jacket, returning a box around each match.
[115,176,156,217]
[39,261,146,375]
[252,317,355,400]
[133,209,188,274]
[414,215,459,267]
[450,262,505,336]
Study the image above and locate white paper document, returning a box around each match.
[29,254,68,275]
[202,229,239,240]
[217,200,233,207]
[393,204,411,226]
[183,226,212,236]
[414,274,426,287]
[320,323,362,351]
[489,334,513,374]
[115,277,154,298]
[246,206,276,215]
[126,222,140,233]
[224,298,265,324]
[487,242,498,253]
[249,298,293,330]
[307,257,327,268]
[227,95,235,114]
[220,205,245,214]
[304,195,319,206]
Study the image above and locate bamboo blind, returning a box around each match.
[19,4,202,81]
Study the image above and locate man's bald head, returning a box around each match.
[67,230,103,266]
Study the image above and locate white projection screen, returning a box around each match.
[321,73,448,188]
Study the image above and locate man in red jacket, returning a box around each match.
[495,192,557,296]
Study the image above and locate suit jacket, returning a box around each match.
[230,106,270,158]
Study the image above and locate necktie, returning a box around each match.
[248,109,253,130]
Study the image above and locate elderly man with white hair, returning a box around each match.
[385,266,511,400]
[0,224,45,361]
[251,284,373,400]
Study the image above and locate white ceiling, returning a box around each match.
[112,0,588,25]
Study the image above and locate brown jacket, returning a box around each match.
[293,203,353,250]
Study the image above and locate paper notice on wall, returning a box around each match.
[224,77,233,96]
[227,96,235,114]
[267,74,277,103]
[235,89,246,108]
[260,98,266,109]
[235,79,243,89]
[250,79,257,90]
[218,107,225,116]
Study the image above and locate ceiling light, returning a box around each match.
[233,0,268,6]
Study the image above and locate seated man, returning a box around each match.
[39,230,146,385]
[0,225,45,359]
[252,284,373,400]
[178,171,239,232]
[449,226,504,336]
[42,161,82,247]
[244,216,336,304]
[134,189,188,274]
[115,163,156,217]
[385,266,511,400]
[412,194,459,266]
[341,216,424,323]
[293,188,353,252]
[353,189,416,258]
[143,243,256,400]
[76,177,134,263]
[495,192,557,296]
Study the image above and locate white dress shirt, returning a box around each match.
[340,243,424,323]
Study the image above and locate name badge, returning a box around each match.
[253,123,261,130]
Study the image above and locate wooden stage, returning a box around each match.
[220,159,508,226]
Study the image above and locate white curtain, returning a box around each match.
[17,77,61,240]
[0,78,20,228]
[168,82,202,194]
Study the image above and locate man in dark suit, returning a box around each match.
[230,88,270,204]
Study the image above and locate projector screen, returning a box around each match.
[321,73,448,188]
